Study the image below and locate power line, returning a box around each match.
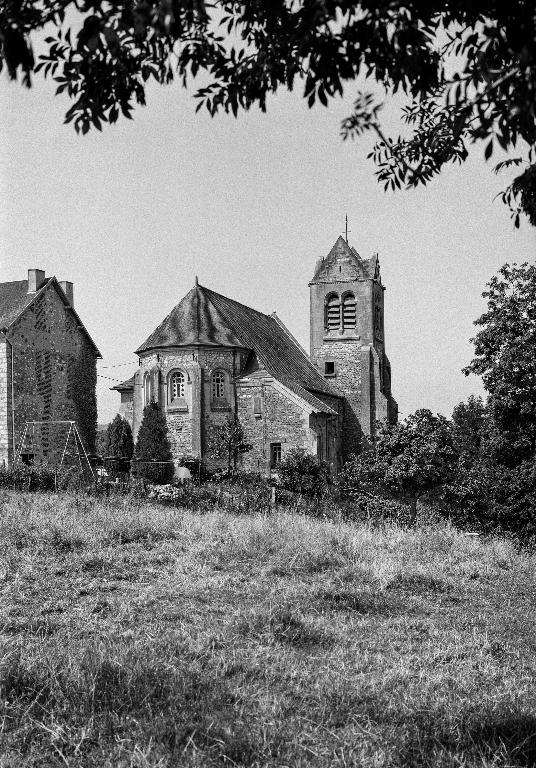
[99,361,137,370]
[97,374,125,383]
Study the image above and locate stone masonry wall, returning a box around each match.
[311,340,364,456]
[4,287,97,464]
[237,376,319,474]
[134,347,248,466]
[0,339,12,466]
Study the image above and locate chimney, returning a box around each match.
[27,269,46,293]
[59,280,74,307]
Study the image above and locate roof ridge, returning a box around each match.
[201,285,273,322]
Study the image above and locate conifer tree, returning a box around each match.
[135,403,173,483]
[106,415,134,459]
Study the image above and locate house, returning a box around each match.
[113,236,397,472]
[0,269,101,466]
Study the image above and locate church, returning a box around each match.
[113,236,397,473]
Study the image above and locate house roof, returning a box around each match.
[136,282,341,402]
[111,374,136,392]
[0,276,101,357]
[0,280,35,328]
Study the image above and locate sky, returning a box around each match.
[1,59,535,424]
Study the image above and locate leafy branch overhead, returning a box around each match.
[1,2,536,224]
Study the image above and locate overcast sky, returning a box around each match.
[1,67,534,424]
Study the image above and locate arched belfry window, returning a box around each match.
[170,371,185,401]
[342,293,357,329]
[212,371,226,400]
[325,294,341,330]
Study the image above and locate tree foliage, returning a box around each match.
[341,409,458,520]
[451,394,488,463]
[2,2,536,223]
[277,447,330,498]
[106,414,134,459]
[464,263,536,465]
[134,402,173,482]
[210,415,251,471]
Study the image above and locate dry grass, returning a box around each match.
[0,491,536,767]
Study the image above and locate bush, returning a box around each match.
[277,448,330,497]
[134,403,173,484]
[131,460,173,485]
[0,463,87,492]
[106,415,134,460]
[444,460,536,536]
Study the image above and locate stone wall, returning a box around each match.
[311,340,364,455]
[1,286,98,464]
[117,391,134,424]
[129,346,342,473]
[134,347,250,467]
[236,375,339,474]
[0,338,12,466]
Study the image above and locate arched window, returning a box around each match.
[212,371,226,400]
[325,294,340,330]
[169,371,185,401]
[342,293,357,329]
[143,373,151,405]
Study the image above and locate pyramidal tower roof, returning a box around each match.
[311,235,381,283]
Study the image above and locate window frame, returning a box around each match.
[211,370,226,400]
[342,291,357,330]
[253,395,262,417]
[325,292,341,331]
[143,372,151,406]
[324,361,335,377]
[167,369,188,411]
[210,369,231,411]
[270,442,282,468]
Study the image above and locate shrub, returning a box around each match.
[134,403,173,484]
[106,415,134,460]
[277,448,330,497]
[209,415,252,471]
[445,460,536,536]
[0,463,89,492]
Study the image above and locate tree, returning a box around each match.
[106,414,134,459]
[96,424,109,457]
[134,402,173,482]
[341,409,459,522]
[451,395,488,464]
[211,415,251,472]
[463,263,536,465]
[2,2,535,224]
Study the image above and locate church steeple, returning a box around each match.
[309,236,396,452]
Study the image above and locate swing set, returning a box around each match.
[16,420,95,481]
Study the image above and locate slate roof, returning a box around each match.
[0,276,101,356]
[0,280,35,328]
[111,374,136,392]
[136,283,341,406]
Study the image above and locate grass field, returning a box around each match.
[1,492,536,767]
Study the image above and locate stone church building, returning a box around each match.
[114,236,397,473]
[0,269,101,466]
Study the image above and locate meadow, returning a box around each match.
[0,492,535,767]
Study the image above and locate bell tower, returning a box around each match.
[309,236,396,455]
